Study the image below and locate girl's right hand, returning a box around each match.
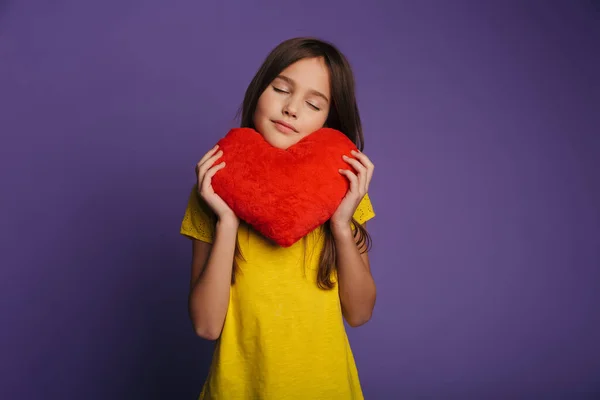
[195,145,238,224]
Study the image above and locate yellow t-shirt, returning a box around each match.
[180,186,375,400]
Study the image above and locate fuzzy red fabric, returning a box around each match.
[211,127,358,247]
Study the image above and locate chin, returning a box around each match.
[260,129,299,150]
[264,135,294,150]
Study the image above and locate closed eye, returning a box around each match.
[272,86,288,94]
[273,85,320,111]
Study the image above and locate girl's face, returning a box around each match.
[253,57,331,150]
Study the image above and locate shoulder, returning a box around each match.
[180,185,217,243]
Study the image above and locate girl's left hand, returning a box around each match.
[330,150,375,229]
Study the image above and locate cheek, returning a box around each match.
[253,94,270,126]
[303,112,329,132]
[259,89,278,110]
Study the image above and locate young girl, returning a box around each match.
[180,37,376,399]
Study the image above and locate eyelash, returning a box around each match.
[272,86,321,111]
[272,86,288,94]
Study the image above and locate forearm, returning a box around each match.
[332,223,376,327]
[189,218,238,339]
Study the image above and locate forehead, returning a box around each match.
[277,57,330,95]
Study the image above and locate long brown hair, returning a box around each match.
[237,37,372,289]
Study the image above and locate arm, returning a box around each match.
[188,217,238,340]
[332,221,376,327]
[187,144,239,340]
[331,149,376,327]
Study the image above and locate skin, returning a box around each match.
[252,57,331,150]
[188,57,376,340]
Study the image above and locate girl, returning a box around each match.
[180,37,376,399]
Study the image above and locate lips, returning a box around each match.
[273,120,297,133]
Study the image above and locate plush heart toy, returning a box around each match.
[210,127,358,247]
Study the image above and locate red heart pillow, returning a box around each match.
[211,127,358,247]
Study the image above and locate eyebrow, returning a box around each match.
[275,75,330,104]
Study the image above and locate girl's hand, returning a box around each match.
[196,145,238,224]
[331,150,375,230]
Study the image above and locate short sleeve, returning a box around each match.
[180,185,217,243]
[353,192,375,225]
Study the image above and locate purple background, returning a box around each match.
[1,1,599,398]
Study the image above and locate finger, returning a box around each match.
[206,162,226,179]
[197,148,222,176]
[343,155,367,191]
[198,150,224,177]
[201,162,226,192]
[343,155,367,175]
[339,169,359,194]
[197,144,220,167]
[351,150,374,188]
[351,150,374,169]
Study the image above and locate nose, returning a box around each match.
[282,100,298,119]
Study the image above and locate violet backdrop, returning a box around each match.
[1,1,599,398]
